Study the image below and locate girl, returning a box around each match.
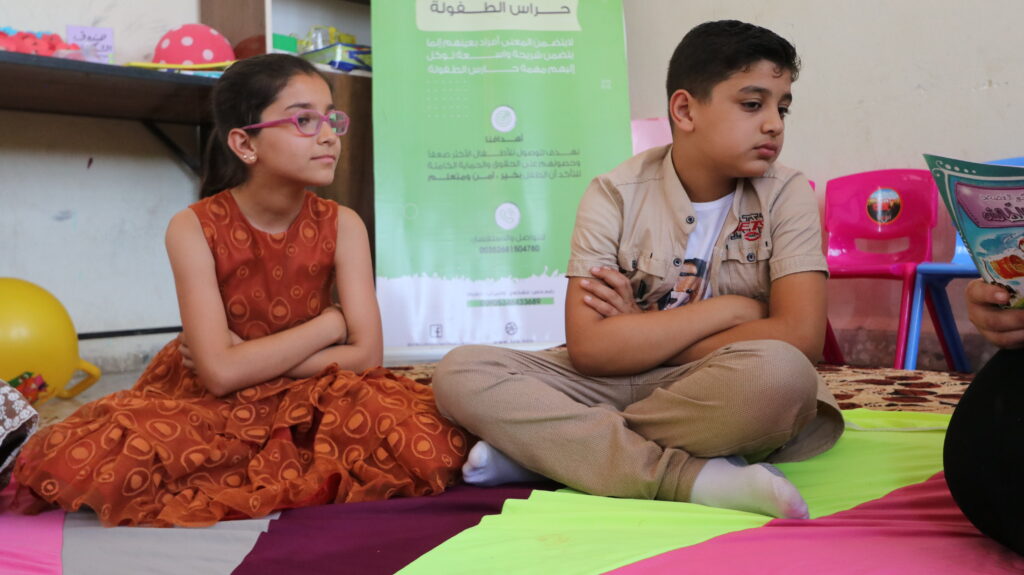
[13,54,468,527]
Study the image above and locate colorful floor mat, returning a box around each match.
[5,403,1022,574]
[396,409,1021,574]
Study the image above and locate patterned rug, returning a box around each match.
[389,361,974,415]
[33,360,974,428]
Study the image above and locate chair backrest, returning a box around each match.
[989,156,1024,167]
[951,231,974,266]
[824,169,937,266]
[631,118,672,154]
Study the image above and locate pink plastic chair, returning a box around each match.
[810,179,845,365]
[824,169,937,368]
[631,118,673,155]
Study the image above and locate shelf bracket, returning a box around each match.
[142,120,203,177]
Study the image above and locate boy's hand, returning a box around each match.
[731,294,769,323]
[966,279,1024,349]
[580,266,646,317]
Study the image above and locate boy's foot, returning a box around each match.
[462,441,546,486]
[690,456,809,519]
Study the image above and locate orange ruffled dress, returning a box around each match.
[13,190,469,527]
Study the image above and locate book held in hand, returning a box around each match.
[923,154,1024,308]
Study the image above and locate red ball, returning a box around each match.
[153,23,235,65]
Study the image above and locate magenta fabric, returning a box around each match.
[0,482,64,575]
[610,473,1024,574]
[232,482,549,575]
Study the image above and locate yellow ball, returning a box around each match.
[0,277,100,399]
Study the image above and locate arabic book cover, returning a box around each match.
[924,154,1024,308]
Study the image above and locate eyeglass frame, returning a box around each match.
[240,109,350,137]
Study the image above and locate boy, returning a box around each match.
[433,20,843,519]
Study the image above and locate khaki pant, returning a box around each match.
[433,339,843,502]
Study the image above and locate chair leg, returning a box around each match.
[927,280,971,372]
[823,319,845,364]
[903,272,928,370]
[894,272,917,369]
[923,288,953,370]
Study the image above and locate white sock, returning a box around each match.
[462,441,546,486]
[689,456,809,519]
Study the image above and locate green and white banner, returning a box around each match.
[372,0,630,351]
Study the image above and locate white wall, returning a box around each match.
[1,1,203,368]
[0,1,198,64]
[625,0,1024,174]
[2,0,1018,370]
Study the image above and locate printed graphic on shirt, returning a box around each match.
[729,212,765,241]
[657,258,709,310]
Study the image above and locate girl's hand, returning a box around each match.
[178,330,243,370]
[321,303,349,344]
[580,266,646,317]
[966,279,1024,349]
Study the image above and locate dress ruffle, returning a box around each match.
[15,341,468,527]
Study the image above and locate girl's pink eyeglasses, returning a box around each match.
[241,110,349,136]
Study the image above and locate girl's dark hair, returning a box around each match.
[665,20,800,103]
[200,54,329,197]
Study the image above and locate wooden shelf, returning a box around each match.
[0,51,215,125]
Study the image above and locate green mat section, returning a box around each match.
[400,409,949,575]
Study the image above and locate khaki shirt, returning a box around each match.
[568,145,841,462]
[569,144,828,305]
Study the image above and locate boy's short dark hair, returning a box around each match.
[666,20,800,102]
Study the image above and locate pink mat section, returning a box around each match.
[0,482,65,575]
[610,472,1024,574]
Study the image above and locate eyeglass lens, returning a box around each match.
[296,111,347,135]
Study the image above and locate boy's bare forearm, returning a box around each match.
[667,272,829,364]
[567,295,760,376]
[667,314,824,365]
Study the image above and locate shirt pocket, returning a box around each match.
[618,249,669,309]
[717,238,772,300]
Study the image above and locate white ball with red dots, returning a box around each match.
[153,23,235,65]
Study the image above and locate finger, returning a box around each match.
[985,327,1024,350]
[586,270,634,306]
[178,343,194,369]
[967,279,1011,306]
[581,279,628,312]
[983,308,1024,333]
[583,294,619,317]
[591,267,634,301]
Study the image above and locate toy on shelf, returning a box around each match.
[0,278,102,402]
[0,27,83,59]
[126,23,235,77]
[297,25,371,74]
[153,23,234,65]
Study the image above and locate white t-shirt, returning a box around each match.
[657,192,734,310]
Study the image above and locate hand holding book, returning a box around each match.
[964,278,1024,349]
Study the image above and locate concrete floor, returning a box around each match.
[35,368,143,427]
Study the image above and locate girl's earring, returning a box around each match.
[244,154,256,163]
